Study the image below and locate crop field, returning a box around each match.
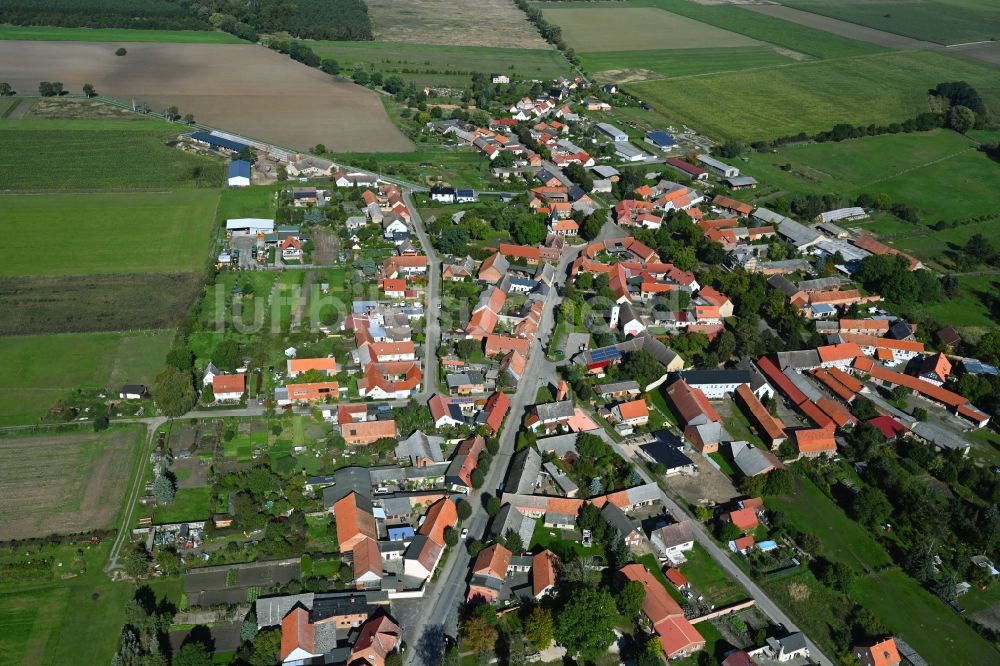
[1,190,219,276]
[581,46,797,83]
[854,568,1000,665]
[626,50,1000,142]
[0,24,245,43]
[308,41,572,87]
[628,0,887,59]
[335,147,502,190]
[0,273,203,336]
[741,130,1000,222]
[539,5,759,52]
[367,0,549,48]
[0,120,223,190]
[780,0,1000,46]
[0,41,412,152]
[0,332,173,426]
[0,428,142,539]
[0,541,155,666]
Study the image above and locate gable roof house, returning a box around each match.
[650,521,695,563]
[602,503,646,550]
[618,563,705,659]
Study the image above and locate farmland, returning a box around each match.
[0,41,412,152]
[0,427,142,540]
[0,190,219,276]
[538,5,760,52]
[0,273,203,336]
[366,0,550,48]
[0,332,173,426]
[581,46,797,83]
[308,41,573,87]
[626,50,1000,142]
[0,120,223,190]
[780,0,1000,46]
[627,0,887,59]
[0,24,245,43]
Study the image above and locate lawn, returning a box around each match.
[528,518,603,561]
[581,46,798,83]
[781,0,1000,45]
[679,543,749,606]
[0,119,225,190]
[333,147,499,189]
[0,331,172,426]
[0,24,245,43]
[740,129,1000,223]
[759,567,850,658]
[149,487,214,524]
[539,5,759,52]
[0,541,135,666]
[308,40,572,87]
[766,473,892,573]
[625,50,1000,142]
[0,190,220,276]
[853,568,1000,666]
[629,0,887,59]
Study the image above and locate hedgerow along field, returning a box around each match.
[308,40,573,87]
[0,120,224,190]
[0,332,173,426]
[0,190,219,276]
[0,428,143,540]
[0,24,245,43]
[780,0,1000,45]
[625,50,1000,143]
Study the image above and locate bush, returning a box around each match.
[115,48,127,56]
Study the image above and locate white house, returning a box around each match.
[678,370,750,399]
[202,363,221,387]
[650,522,695,564]
[430,186,456,203]
[212,374,246,402]
[381,217,409,238]
[226,218,274,234]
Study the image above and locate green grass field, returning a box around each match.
[766,474,892,573]
[781,0,1000,45]
[151,486,213,524]
[679,543,749,606]
[308,40,572,87]
[853,568,1000,666]
[0,542,137,666]
[741,130,1000,222]
[0,24,245,43]
[334,147,500,189]
[0,331,172,425]
[626,50,1000,142]
[581,46,797,82]
[629,0,887,59]
[0,190,220,276]
[0,120,224,190]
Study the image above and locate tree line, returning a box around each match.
[0,0,208,31]
[188,0,373,41]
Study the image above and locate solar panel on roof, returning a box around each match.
[590,347,620,362]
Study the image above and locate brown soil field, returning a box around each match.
[0,428,140,540]
[367,0,550,48]
[0,41,412,152]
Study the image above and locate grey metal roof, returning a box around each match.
[395,430,445,465]
[596,380,641,395]
[656,521,694,549]
[782,369,824,402]
[536,433,578,457]
[601,503,638,539]
[506,448,543,495]
[730,440,778,477]
[534,400,576,422]
[543,461,578,495]
[777,218,823,248]
[775,350,821,370]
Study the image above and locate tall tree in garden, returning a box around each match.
[153,367,195,417]
[553,586,618,661]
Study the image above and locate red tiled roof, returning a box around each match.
[735,384,785,443]
[280,606,315,662]
[418,498,458,546]
[213,374,245,394]
[532,550,557,597]
[794,428,836,454]
[473,543,512,580]
[757,356,808,406]
[726,507,759,531]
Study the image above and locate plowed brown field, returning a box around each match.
[0,41,413,152]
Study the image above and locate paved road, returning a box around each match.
[403,189,441,404]
[403,239,581,665]
[589,421,836,666]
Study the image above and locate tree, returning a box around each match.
[153,367,195,417]
[248,628,281,666]
[212,339,243,372]
[0,82,11,96]
[457,499,472,521]
[351,68,370,86]
[183,113,195,124]
[523,606,553,652]
[240,614,259,643]
[500,528,524,554]
[152,474,176,504]
[618,350,664,390]
[486,495,502,516]
[116,47,127,56]
[444,527,459,547]
[461,616,498,656]
[174,642,212,666]
[166,105,179,120]
[93,415,110,431]
[817,558,855,592]
[948,105,976,134]
[617,579,646,619]
[123,544,150,579]
[553,586,618,661]
[512,217,546,246]
[83,83,95,97]
[852,486,892,529]
[166,347,194,371]
[471,468,485,489]
[320,59,341,75]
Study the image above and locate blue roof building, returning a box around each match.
[190,131,248,152]
[227,160,251,187]
[644,130,676,150]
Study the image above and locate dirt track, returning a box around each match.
[0,429,138,540]
[0,41,413,152]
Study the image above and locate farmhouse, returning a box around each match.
[227,160,251,187]
[212,374,245,402]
